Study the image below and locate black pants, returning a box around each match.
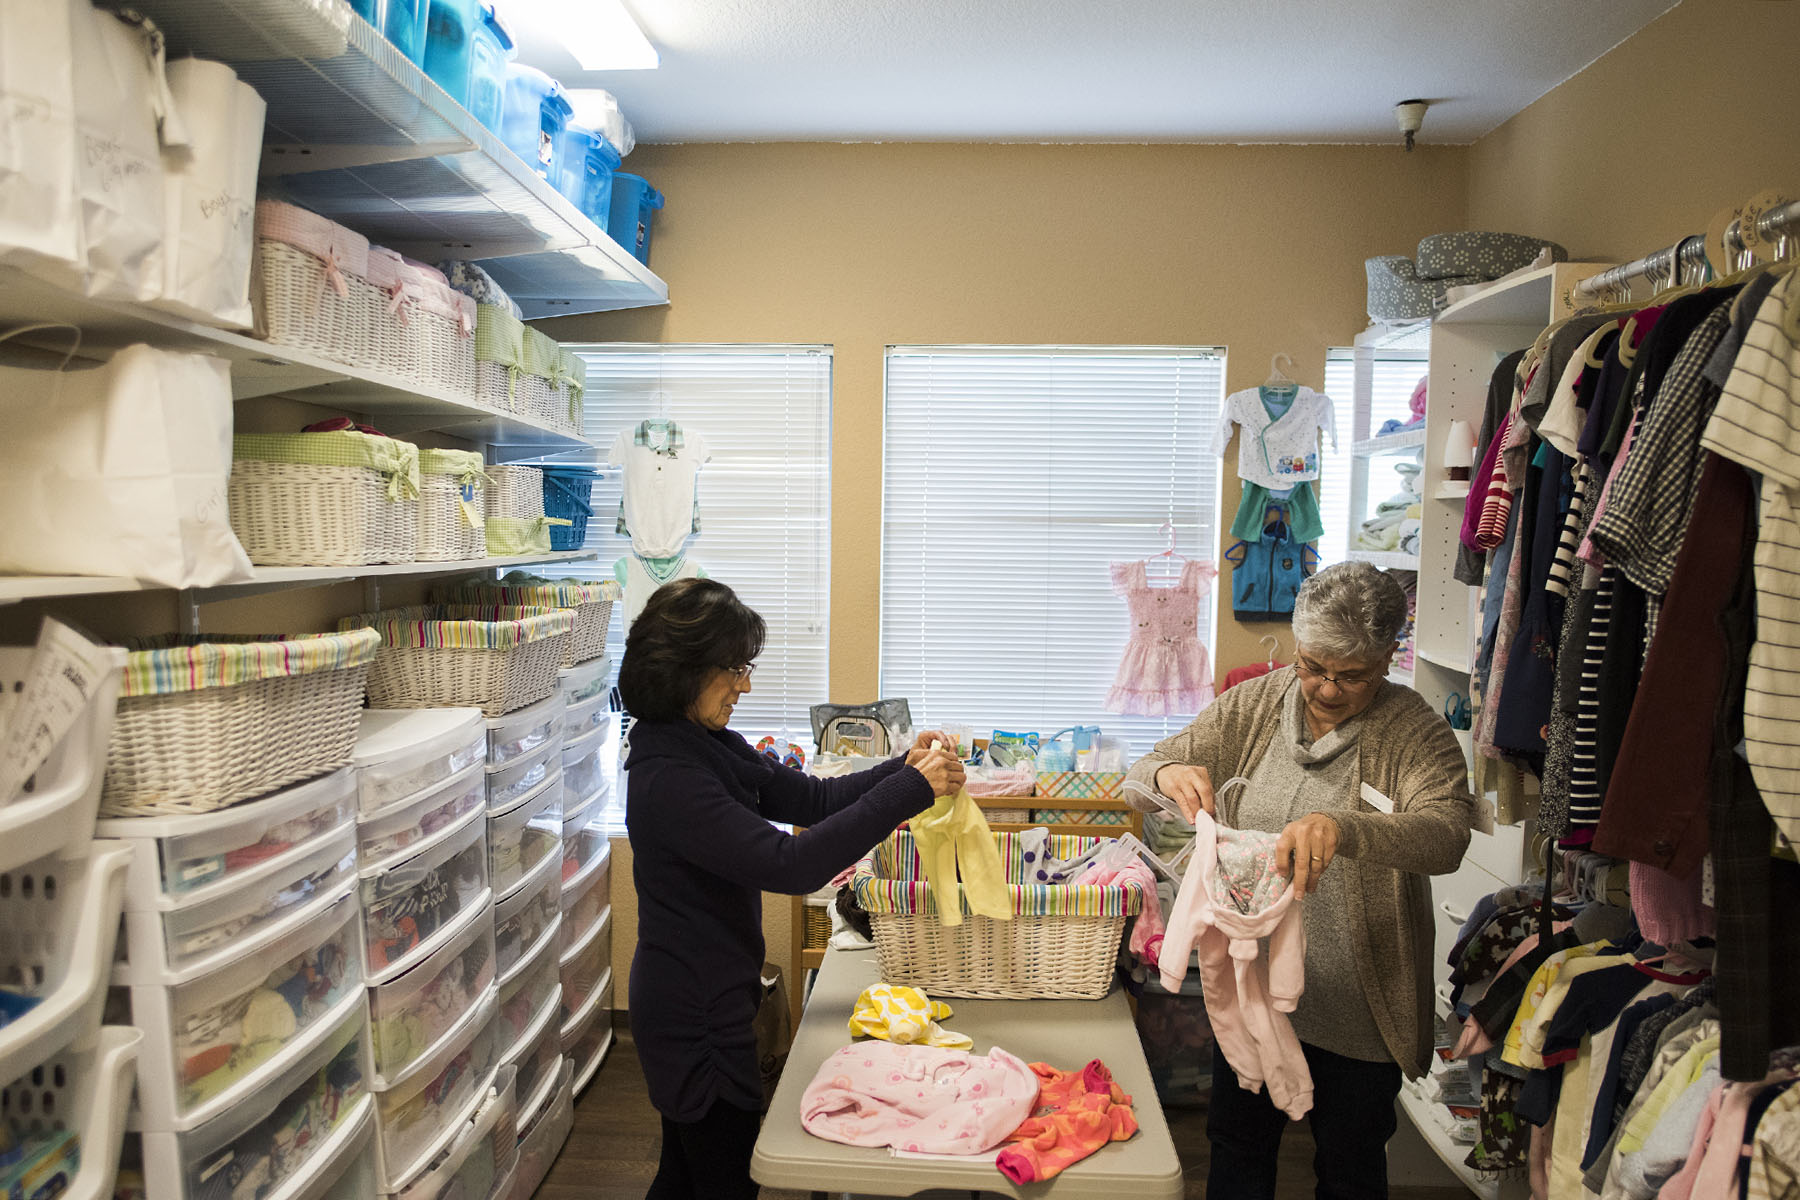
[644,1099,763,1200]
[1205,1040,1402,1200]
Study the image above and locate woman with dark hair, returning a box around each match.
[620,577,964,1200]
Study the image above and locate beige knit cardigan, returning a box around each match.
[1125,666,1475,1078]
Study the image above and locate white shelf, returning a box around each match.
[1397,1083,1501,1200]
[0,551,597,606]
[0,270,596,457]
[124,0,667,319]
[1347,550,1420,571]
[1435,263,1613,327]
[1417,646,1473,675]
[1352,427,1428,456]
[1434,480,1473,500]
[1388,668,1414,688]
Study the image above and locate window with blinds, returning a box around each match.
[1318,348,1431,566]
[880,345,1226,752]
[559,345,832,757]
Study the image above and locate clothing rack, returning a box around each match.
[1571,197,1800,299]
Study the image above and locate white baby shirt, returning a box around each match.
[1214,386,1338,488]
[608,419,711,558]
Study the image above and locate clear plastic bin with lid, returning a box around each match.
[422,0,482,107]
[500,64,572,181]
[466,3,515,131]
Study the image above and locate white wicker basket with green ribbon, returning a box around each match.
[230,431,421,566]
[554,349,587,437]
[102,629,380,817]
[486,464,545,521]
[851,829,1146,1000]
[417,448,490,562]
[433,574,618,666]
[520,327,565,429]
[340,605,575,716]
[474,303,558,427]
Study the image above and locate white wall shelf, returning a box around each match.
[124,0,668,319]
[1352,428,1428,456]
[0,270,595,458]
[0,552,597,607]
[1347,550,1420,571]
[1434,480,1473,500]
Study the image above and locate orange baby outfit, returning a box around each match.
[995,1059,1139,1184]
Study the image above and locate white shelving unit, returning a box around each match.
[1346,549,1421,571]
[121,0,667,319]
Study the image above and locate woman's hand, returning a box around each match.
[1153,763,1216,821]
[910,746,966,798]
[1275,813,1341,895]
[908,731,957,762]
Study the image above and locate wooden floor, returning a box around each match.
[536,1031,1471,1200]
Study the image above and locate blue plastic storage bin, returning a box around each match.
[383,0,429,64]
[581,137,622,229]
[555,124,600,208]
[466,3,514,132]
[607,173,663,265]
[423,0,481,106]
[540,468,601,551]
[500,64,571,180]
[348,0,383,26]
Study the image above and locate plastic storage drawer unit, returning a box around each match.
[371,990,498,1191]
[368,904,496,1085]
[558,911,611,1034]
[508,1060,571,1200]
[119,889,364,1130]
[485,732,561,813]
[499,980,562,1132]
[556,656,610,707]
[562,970,614,1097]
[360,807,490,984]
[560,842,610,948]
[384,1071,515,1200]
[487,775,560,899]
[496,946,559,1067]
[354,708,486,820]
[358,762,486,876]
[494,850,561,982]
[484,694,563,769]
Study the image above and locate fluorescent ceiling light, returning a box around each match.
[513,0,659,70]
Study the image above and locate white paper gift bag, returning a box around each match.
[154,57,266,329]
[0,329,254,588]
[27,2,185,302]
[0,0,80,270]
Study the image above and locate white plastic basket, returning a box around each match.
[0,1027,141,1200]
[0,844,132,1088]
[0,645,126,875]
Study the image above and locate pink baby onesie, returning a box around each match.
[800,1041,1040,1154]
[1158,809,1312,1119]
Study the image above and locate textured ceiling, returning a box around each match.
[510,0,1680,145]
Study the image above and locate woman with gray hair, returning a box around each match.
[1125,560,1472,1200]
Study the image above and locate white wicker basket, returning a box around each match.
[432,577,618,667]
[229,460,420,566]
[418,450,488,563]
[476,362,560,424]
[368,249,479,398]
[254,239,384,366]
[851,830,1143,1000]
[101,630,380,817]
[344,606,575,718]
[487,465,546,521]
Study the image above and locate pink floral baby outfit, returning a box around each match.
[800,1041,1040,1154]
[1104,558,1218,716]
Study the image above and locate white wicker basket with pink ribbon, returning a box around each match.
[253,199,383,366]
[365,247,479,396]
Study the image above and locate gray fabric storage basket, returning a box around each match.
[1414,232,1567,282]
[1365,256,1484,322]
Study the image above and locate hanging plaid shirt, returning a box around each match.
[608,419,710,555]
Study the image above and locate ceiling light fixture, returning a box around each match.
[1394,99,1429,152]
[515,0,660,71]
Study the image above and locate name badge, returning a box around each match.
[1360,782,1395,814]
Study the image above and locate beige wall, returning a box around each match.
[1466,0,1800,264]
[541,142,1472,692]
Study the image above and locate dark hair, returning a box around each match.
[617,578,767,722]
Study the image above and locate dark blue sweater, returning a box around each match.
[624,718,934,1122]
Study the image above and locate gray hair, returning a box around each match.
[1291,561,1408,663]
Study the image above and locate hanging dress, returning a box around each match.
[1104,558,1217,716]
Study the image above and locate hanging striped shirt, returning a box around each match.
[1699,271,1800,846]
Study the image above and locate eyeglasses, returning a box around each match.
[727,662,757,684]
[1293,659,1380,693]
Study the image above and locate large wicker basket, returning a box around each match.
[341,605,575,717]
[366,249,478,397]
[431,574,617,666]
[252,200,378,365]
[486,464,545,521]
[229,431,422,566]
[417,449,488,562]
[851,830,1144,1000]
[101,630,380,817]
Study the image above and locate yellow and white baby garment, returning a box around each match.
[848,984,972,1050]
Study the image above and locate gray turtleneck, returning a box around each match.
[1236,684,1392,1062]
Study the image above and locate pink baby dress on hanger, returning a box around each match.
[1104,558,1218,716]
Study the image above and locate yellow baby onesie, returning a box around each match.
[848,984,972,1049]
[910,788,1011,927]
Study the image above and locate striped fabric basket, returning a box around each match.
[252,200,383,365]
[432,575,618,666]
[365,249,478,396]
[341,605,575,717]
[101,630,380,817]
[851,830,1145,1000]
[417,449,489,562]
[229,431,421,566]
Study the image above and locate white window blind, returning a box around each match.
[559,345,832,749]
[880,346,1226,752]
[1318,349,1431,566]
